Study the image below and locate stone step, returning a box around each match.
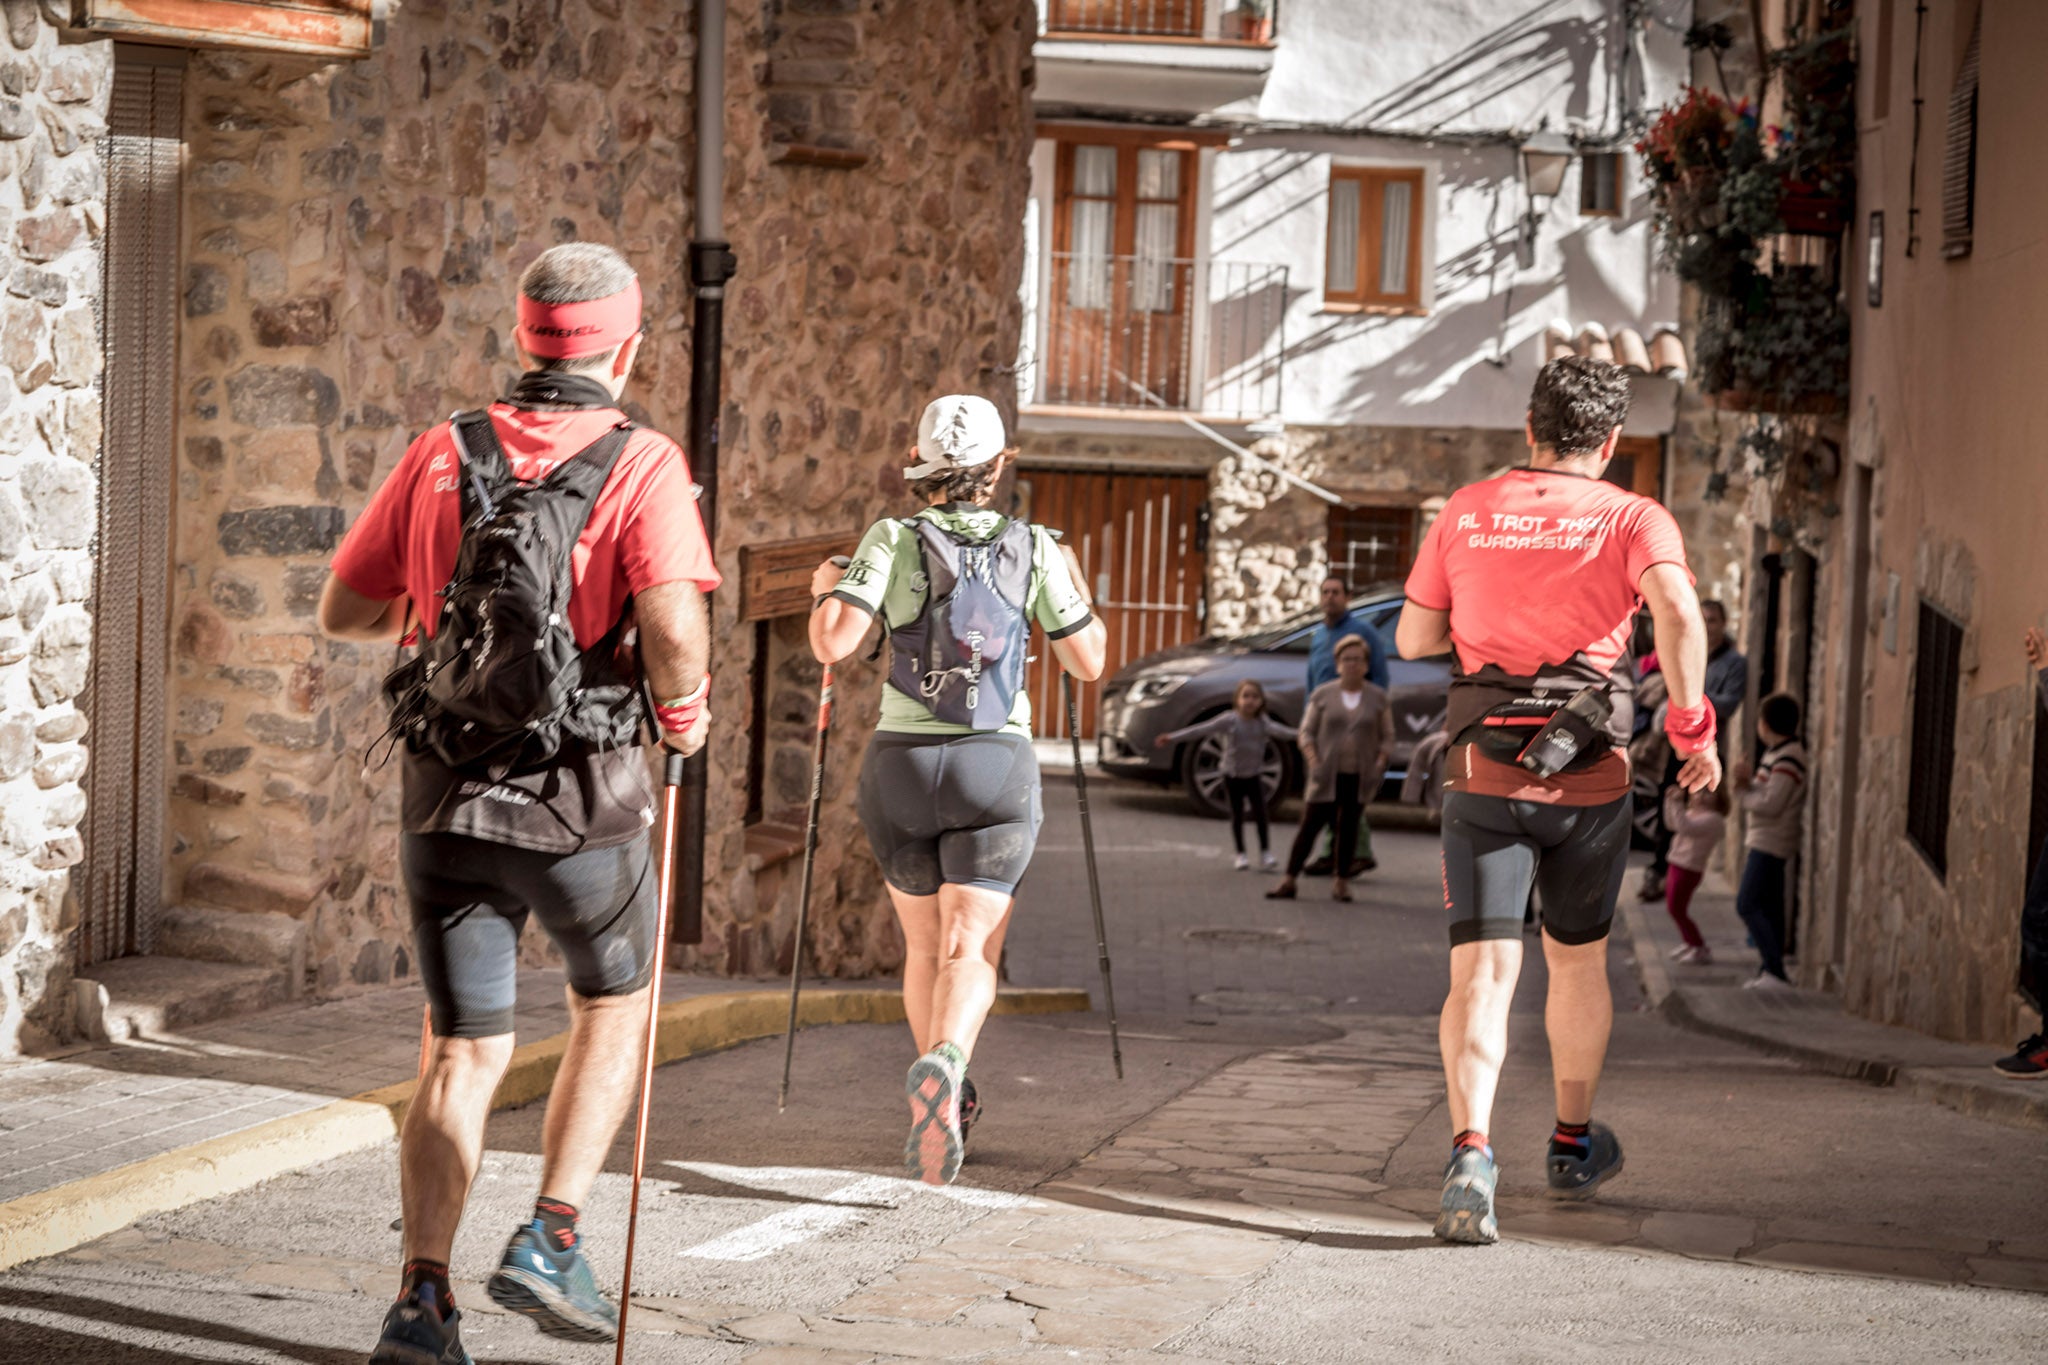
[73,956,294,1043]
[181,862,331,919]
[153,906,307,996]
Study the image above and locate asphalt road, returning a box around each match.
[4,775,2047,1362]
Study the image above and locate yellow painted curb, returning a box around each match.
[0,985,1087,1273]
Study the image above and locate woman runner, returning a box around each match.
[809,395,1107,1185]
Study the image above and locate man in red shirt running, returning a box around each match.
[1396,357,1721,1245]
[319,243,719,1361]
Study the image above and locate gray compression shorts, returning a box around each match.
[856,730,1043,896]
[1438,791,1632,947]
[402,831,657,1038]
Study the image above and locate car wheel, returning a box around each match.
[1182,732,1293,818]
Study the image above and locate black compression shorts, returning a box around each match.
[1439,791,1632,947]
[856,730,1043,896]
[402,830,657,1038]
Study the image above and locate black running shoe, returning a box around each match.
[1302,855,1336,876]
[369,1289,473,1365]
[486,1221,618,1343]
[959,1077,981,1146]
[1993,1032,2048,1079]
[1546,1120,1625,1198]
[1434,1145,1499,1245]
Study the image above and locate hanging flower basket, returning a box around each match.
[1779,178,1849,235]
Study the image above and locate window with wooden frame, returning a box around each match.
[1579,151,1625,216]
[1046,131,1204,407]
[1941,6,1981,260]
[1326,505,1419,589]
[1324,166,1425,311]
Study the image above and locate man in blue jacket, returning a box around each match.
[1305,575,1390,873]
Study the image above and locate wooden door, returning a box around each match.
[1603,435,1666,500]
[1016,470,1209,739]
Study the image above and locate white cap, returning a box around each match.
[904,395,1007,480]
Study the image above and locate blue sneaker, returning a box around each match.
[369,1288,473,1365]
[1547,1120,1625,1198]
[1434,1145,1499,1245]
[486,1221,619,1343]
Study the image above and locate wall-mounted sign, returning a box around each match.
[74,0,381,59]
[739,533,859,622]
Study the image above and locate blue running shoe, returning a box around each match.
[1547,1119,1625,1198]
[486,1221,619,1343]
[1434,1145,1499,1245]
[369,1288,473,1365]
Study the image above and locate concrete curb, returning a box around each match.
[1617,893,2048,1129]
[0,984,1087,1273]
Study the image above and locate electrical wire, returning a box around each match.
[1905,1,1926,257]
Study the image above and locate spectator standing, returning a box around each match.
[1639,598,1746,900]
[1156,680,1296,870]
[1267,634,1393,903]
[1994,627,2048,1078]
[1733,692,1807,989]
[1661,783,1729,964]
[1305,576,1391,873]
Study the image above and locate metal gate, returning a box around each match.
[80,47,181,965]
[1017,469,1208,740]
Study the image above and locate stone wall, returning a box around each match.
[0,5,109,1053]
[165,0,1037,997]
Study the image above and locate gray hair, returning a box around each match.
[517,243,637,374]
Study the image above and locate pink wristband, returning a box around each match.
[655,678,710,735]
[1665,700,1717,756]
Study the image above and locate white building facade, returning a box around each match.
[1016,0,1695,734]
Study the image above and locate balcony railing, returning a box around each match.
[1044,1,1275,42]
[1035,254,1288,420]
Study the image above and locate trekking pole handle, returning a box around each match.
[666,752,686,786]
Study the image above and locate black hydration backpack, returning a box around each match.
[887,515,1034,730]
[380,410,646,775]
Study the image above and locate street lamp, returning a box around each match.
[1518,128,1575,266]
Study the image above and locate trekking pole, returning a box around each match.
[417,1004,431,1079]
[780,562,848,1111]
[614,749,685,1363]
[1064,673,1123,1081]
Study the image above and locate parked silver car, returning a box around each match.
[1096,589,1452,817]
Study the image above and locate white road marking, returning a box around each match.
[669,1163,1033,1261]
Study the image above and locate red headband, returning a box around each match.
[514,279,643,359]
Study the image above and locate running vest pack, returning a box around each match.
[380,409,647,777]
[888,515,1034,730]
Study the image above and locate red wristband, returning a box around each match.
[655,678,709,736]
[1665,700,1717,756]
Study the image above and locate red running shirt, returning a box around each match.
[331,403,722,643]
[1404,468,1690,682]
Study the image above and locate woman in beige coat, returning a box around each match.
[1267,634,1394,903]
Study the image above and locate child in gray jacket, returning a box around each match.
[1157,680,1296,869]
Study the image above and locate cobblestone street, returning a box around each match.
[4,770,2047,1361]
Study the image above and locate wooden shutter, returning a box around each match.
[1941,8,1981,260]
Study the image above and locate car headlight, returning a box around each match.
[1126,674,1192,706]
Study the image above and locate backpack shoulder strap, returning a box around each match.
[446,409,512,521]
[539,420,636,503]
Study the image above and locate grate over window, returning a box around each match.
[1941,7,1981,260]
[1906,602,1964,876]
[83,46,182,965]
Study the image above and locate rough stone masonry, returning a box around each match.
[0,2,110,1054]
[158,0,1037,1014]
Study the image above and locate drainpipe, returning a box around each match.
[676,0,738,948]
